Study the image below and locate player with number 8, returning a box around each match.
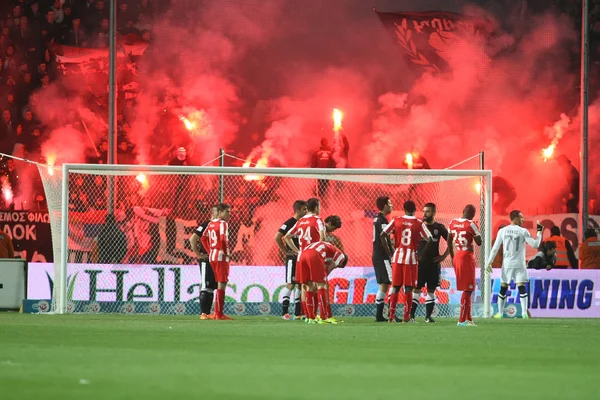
[381,200,433,323]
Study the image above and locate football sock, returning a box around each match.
[317,288,328,320]
[199,289,214,315]
[214,289,222,317]
[518,285,528,316]
[311,292,318,318]
[217,288,226,317]
[410,294,419,318]
[281,287,292,315]
[388,291,399,320]
[305,291,316,319]
[304,292,313,319]
[498,285,508,316]
[294,288,302,316]
[425,293,435,318]
[403,290,413,322]
[375,289,386,320]
[465,291,473,321]
[459,291,468,323]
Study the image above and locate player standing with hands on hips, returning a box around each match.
[486,210,543,319]
[448,205,482,326]
[201,203,233,320]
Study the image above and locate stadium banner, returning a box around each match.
[9,207,596,265]
[375,10,484,74]
[0,210,52,262]
[25,263,600,318]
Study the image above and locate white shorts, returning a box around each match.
[500,267,528,284]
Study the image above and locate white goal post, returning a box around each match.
[38,164,492,318]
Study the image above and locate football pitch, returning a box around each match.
[1,314,598,400]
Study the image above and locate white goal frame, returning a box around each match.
[54,164,493,316]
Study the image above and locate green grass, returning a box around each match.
[1,314,599,400]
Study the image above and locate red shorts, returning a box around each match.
[453,252,476,291]
[211,261,230,283]
[392,263,418,288]
[297,250,327,284]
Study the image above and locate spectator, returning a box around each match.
[0,230,15,258]
[28,2,44,25]
[51,0,65,24]
[492,176,517,215]
[168,147,188,166]
[311,138,334,198]
[528,241,557,270]
[138,0,155,19]
[42,9,60,43]
[556,155,579,213]
[96,214,127,263]
[543,226,578,269]
[579,228,600,269]
[63,17,86,47]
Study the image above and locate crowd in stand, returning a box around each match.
[0,0,599,214]
[0,0,159,210]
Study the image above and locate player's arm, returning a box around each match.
[190,232,206,259]
[330,235,344,252]
[284,223,300,254]
[317,218,326,241]
[221,221,230,258]
[470,221,482,247]
[486,229,504,272]
[380,219,395,258]
[524,221,543,249]
[434,226,450,263]
[418,223,433,261]
[275,221,290,254]
[200,228,210,254]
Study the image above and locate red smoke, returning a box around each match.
[24,1,597,214]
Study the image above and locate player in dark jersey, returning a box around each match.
[372,196,393,322]
[189,205,219,320]
[274,200,308,320]
[410,202,449,323]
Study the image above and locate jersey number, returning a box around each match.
[452,230,468,248]
[297,227,313,245]
[400,228,412,246]
[505,236,522,253]
[209,230,218,247]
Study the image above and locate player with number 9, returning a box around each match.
[448,204,482,326]
[201,203,232,320]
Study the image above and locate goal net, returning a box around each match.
[38,164,492,318]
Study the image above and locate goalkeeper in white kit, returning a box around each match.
[486,210,543,319]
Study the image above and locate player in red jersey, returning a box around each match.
[284,198,326,320]
[381,200,432,323]
[296,241,348,324]
[448,204,482,327]
[200,203,232,320]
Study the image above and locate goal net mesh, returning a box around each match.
[38,165,490,318]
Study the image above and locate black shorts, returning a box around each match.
[199,260,217,290]
[417,262,440,290]
[373,257,392,285]
[285,255,298,284]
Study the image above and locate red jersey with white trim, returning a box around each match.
[304,241,346,267]
[287,214,325,252]
[449,218,481,252]
[202,219,230,263]
[383,215,432,265]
